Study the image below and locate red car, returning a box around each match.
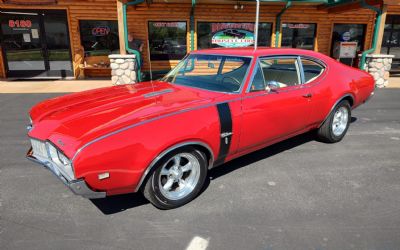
[27,48,374,209]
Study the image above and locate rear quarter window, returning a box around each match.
[301,58,325,83]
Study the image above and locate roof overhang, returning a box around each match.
[317,0,383,13]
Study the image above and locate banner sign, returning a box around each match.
[212,29,254,48]
[211,23,255,33]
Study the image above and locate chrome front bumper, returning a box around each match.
[27,148,106,199]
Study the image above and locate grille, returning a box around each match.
[31,139,48,159]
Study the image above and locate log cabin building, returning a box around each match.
[0,0,399,80]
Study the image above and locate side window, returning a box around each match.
[250,63,266,92]
[259,57,301,88]
[301,58,325,83]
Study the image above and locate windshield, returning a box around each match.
[161,54,252,93]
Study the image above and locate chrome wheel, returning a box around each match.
[158,153,201,201]
[332,106,349,136]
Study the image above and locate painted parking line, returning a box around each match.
[186,236,209,250]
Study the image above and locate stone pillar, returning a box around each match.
[363,54,395,88]
[109,54,137,85]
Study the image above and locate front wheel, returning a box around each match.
[142,147,208,209]
[317,100,351,143]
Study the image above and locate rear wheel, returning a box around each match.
[143,147,207,209]
[317,100,351,143]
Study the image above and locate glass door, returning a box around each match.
[0,9,72,78]
[0,10,46,77]
[43,10,73,77]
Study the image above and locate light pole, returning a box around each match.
[254,0,260,50]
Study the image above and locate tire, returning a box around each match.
[317,100,351,143]
[142,147,208,209]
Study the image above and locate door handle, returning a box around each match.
[302,93,312,98]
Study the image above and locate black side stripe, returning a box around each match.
[215,103,233,166]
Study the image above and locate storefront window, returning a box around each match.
[281,23,316,50]
[382,15,400,71]
[148,21,187,61]
[197,22,272,49]
[331,24,366,55]
[330,24,366,66]
[79,20,119,57]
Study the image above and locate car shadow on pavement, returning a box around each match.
[210,116,357,180]
[209,130,317,180]
[90,193,149,214]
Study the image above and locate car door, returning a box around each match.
[238,56,314,152]
[299,56,329,126]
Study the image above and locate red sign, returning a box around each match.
[211,23,255,33]
[91,26,110,36]
[8,19,32,29]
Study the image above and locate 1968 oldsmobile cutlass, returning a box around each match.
[27,48,374,209]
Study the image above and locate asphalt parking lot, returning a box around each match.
[1,89,400,250]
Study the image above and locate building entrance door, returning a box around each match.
[0,9,73,78]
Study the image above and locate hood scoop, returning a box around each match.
[143,88,173,98]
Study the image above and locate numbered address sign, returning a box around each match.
[8,19,32,29]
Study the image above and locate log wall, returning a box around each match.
[127,3,376,71]
[388,4,400,14]
[0,1,393,78]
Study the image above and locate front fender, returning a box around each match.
[72,105,220,195]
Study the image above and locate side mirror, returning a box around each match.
[266,81,279,92]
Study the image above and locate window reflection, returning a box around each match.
[281,23,316,50]
[148,21,187,61]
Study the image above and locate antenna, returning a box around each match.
[254,0,260,50]
[146,39,154,82]
[146,39,155,93]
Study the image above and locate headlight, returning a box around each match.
[46,142,75,180]
[57,151,70,166]
[47,143,59,162]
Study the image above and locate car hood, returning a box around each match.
[28,81,224,157]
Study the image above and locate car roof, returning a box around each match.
[191,47,329,59]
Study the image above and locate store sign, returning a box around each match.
[92,26,110,36]
[287,24,310,29]
[152,22,181,28]
[211,23,255,33]
[8,19,32,30]
[212,29,254,48]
